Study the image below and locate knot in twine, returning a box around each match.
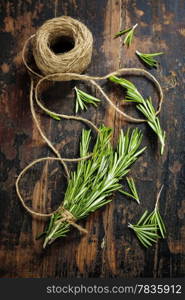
[43,206,88,247]
[56,206,87,234]
[16,16,164,236]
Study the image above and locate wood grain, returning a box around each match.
[0,0,185,278]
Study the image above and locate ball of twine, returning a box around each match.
[32,16,93,76]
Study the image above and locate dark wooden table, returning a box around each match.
[0,0,185,278]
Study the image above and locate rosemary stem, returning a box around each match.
[159,135,165,155]
[43,221,62,248]
[155,185,164,211]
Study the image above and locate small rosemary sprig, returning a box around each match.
[120,176,140,204]
[143,185,166,238]
[136,50,164,68]
[114,24,138,47]
[41,126,146,247]
[137,97,166,155]
[128,211,160,248]
[46,111,61,120]
[109,75,166,155]
[75,87,101,113]
[128,186,166,248]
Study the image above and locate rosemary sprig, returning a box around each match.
[114,24,138,47]
[114,26,134,38]
[75,87,101,113]
[109,75,144,103]
[128,186,166,247]
[143,185,166,238]
[120,177,140,204]
[137,97,166,155]
[46,111,61,120]
[109,75,166,155]
[42,126,146,247]
[128,211,160,248]
[136,50,164,68]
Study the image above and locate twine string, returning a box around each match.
[15,155,93,218]
[16,16,164,234]
[55,207,88,234]
[23,34,163,123]
[34,68,163,124]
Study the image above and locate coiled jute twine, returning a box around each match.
[16,16,164,234]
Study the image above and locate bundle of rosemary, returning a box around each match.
[41,126,146,247]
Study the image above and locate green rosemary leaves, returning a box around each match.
[128,186,166,248]
[136,50,164,68]
[114,24,138,47]
[46,111,61,120]
[75,87,101,113]
[109,75,166,155]
[128,211,160,247]
[137,97,166,155]
[120,177,140,204]
[42,126,146,247]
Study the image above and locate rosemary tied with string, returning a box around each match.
[41,125,146,247]
[109,75,166,155]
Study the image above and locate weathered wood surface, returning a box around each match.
[0,0,185,278]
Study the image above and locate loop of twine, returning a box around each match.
[15,154,92,218]
[23,34,163,124]
[16,16,164,234]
